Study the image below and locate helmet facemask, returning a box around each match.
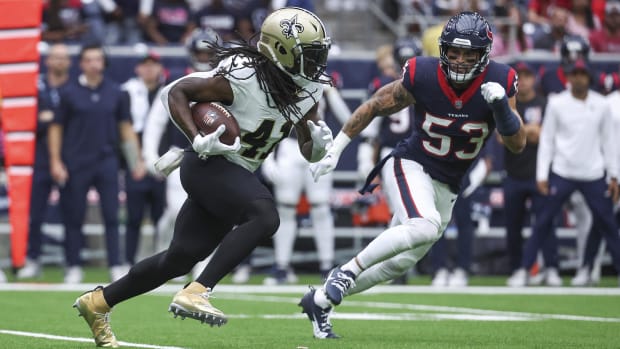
[439,44,489,83]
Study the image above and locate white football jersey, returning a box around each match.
[161,55,324,172]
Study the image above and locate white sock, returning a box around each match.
[313,288,332,309]
[341,258,363,276]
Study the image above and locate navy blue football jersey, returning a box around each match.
[393,56,517,192]
[368,74,415,150]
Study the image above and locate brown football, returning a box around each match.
[190,102,240,145]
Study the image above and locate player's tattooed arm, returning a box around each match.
[341,80,414,138]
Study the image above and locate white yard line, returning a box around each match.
[0,329,186,349]
[214,293,620,323]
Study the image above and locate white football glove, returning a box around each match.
[154,147,184,177]
[481,82,506,104]
[192,125,241,159]
[309,151,340,182]
[307,120,333,151]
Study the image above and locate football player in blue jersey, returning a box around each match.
[299,11,526,339]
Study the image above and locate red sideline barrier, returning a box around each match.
[1,0,42,268]
[6,167,33,268]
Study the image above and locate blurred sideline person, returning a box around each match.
[72,8,334,347]
[49,44,145,284]
[537,35,603,284]
[261,72,350,285]
[18,43,71,279]
[299,12,525,338]
[513,59,620,287]
[505,61,560,287]
[120,51,167,268]
[142,28,219,281]
[573,66,620,286]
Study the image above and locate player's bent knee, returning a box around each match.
[385,251,418,275]
[246,198,280,238]
[402,217,441,248]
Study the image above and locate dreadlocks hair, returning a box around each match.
[204,36,320,123]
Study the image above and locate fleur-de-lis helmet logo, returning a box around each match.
[280,14,304,39]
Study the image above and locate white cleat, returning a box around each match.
[64,266,84,284]
[431,268,449,287]
[506,269,528,287]
[17,259,41,279]
[448,268,468,287]
[544,268,563,287]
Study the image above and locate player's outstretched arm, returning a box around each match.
[309,80,413,181]
[342,80,414,139]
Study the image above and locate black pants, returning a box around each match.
[104,153,279,306]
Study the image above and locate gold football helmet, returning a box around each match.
[257,7,331,83]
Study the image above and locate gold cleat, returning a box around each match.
[169,282,227,327]
[73,286,119,348]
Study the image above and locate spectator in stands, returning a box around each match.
[567,0,601,39]
[17,43,72,280]
[512,59,620,287]
[48,44,144,283]
[527,0,572,26]
[589,0,620,53]
[144,0,195,45]
[260,72,349,285]
[504,61,559,287]
[421,0,460,57]
[532,6,570,51]
[41,0,89,43]
[431,154,492,287]
[102,0,147,45]
[193,0,252,41]
[120,52,167,267]
[490,1,529,56]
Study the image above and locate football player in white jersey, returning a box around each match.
[72,7,333,347]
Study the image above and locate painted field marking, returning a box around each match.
[0,329,187,349]
[214,294,620,323]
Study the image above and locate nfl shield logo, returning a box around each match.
[454,100,463,109]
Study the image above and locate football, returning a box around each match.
[191,102,240,145]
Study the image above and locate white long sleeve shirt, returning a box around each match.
[609,90,620,174]
[536,89,618,182]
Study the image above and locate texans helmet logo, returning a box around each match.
[280,14,304,39]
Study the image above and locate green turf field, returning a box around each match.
[1,269,619,349]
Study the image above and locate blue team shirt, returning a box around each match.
[393,56,517,193]
[54,77,131,171]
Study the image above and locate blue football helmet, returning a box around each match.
[185,28,219,72]
[439,11,493,83]
[393,37,422,68]
[560,34,590,68]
